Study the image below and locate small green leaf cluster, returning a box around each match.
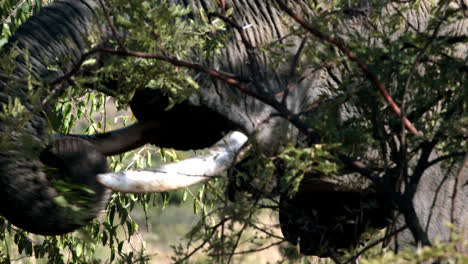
[94,0,228,110]
[0,0,49,48]
[277,144,340,198]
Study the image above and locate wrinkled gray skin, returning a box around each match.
[0,0,112,235]
[0,0,466,256]
[0,0,158,235]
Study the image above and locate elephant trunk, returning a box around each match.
[0,0,111,235]
[0,136,109,235]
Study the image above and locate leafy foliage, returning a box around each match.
[0,0,467,263]
[0,0,49,48]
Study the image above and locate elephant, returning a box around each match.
[1,0,467,258]
[0,0,164,235]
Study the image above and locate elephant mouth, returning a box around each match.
[97,131,249,193]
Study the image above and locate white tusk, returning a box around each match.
[97,131,249,193]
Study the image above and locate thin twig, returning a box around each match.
[178,220,227,263]
[343,225,408,264]
[216,0,226,15]
[1,0,28,25]
[319,0,339,15]
[226,202,259,264]
[227,221,249,264]
[425,152,465,170]
[208,12,263,84]
[97,0,127,51]
[65,241,86,264]
[211,240,286,256]
[250,223,286,240]
[69,88,98,133]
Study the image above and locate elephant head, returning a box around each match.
[96,0,468,256]
[1,0,467,258]
[0,0,160,235]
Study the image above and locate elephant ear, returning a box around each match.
[0,136,110,235]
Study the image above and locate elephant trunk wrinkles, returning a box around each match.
[0,0,112,235]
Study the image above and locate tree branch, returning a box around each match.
[273,0,420,136]
[95,47,321,143]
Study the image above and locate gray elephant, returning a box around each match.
[0,0,467,258]
[0,0,163,235]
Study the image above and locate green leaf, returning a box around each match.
[54,195,69,208]
[193,198,198,215]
